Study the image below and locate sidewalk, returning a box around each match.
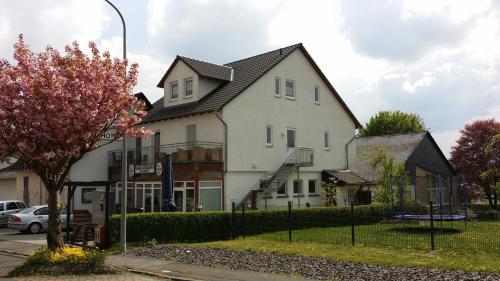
[107,254,312,281]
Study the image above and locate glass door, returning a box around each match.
[174,189,185,212]
[144,184,152,212]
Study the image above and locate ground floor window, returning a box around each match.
[308,179,317,194]
[174,181,195,212]
[199,181,222,211]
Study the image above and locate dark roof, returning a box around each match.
[323,170,370,185]
[355,132,427,181]
[157,56,232,87]
[134,92,153,111]
[0,161,25,173]
[144,43,361,128]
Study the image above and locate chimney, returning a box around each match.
[279,48,282,55]
[230,68,234,81]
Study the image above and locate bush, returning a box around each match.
[109,204,393,243]
[9,246,107,277]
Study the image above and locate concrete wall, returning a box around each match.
[406,135,455,177]
[16,171,47,207]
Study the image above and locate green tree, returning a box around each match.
[362,145,405,204]
[360,111,427,137]
[320,178,338,207]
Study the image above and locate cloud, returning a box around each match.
[339,0,472,61]
[146,0,282,63]
[0,0,107,58]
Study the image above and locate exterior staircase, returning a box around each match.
[238,147,314,209]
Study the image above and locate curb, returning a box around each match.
[126,267,204,281]
[0,250,29,257]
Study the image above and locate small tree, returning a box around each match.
[360,110,427,137]
[0,35,150,250]
[320,178,338,207]
[362,145,405,204]
[450,119,500,209]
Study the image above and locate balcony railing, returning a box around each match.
[285,146,314,167]
[108,141,223,169]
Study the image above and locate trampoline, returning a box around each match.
[389,174,468,222]
[393,214,466,221]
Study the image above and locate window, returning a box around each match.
[308,179,317,194]
[266,126,273,146]
[34,207,49,216]
[17,202,26,209]
[293,180,303,194]
[286,128,296,148]
[81,188,96,204]
[274,77,281,97]
[7,202,17,210]
[277,182,287,195]
[0,203,4,211]
[314,86,320,104]
[170,81,178,100]
[199,181,222,211]
[324,131,330,149]
[184,78,193,97]
[285,80,295,98]
[153,131,160,157]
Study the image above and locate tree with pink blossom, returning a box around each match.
[0,35,150,250]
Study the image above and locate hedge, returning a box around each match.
[109,204,393,243]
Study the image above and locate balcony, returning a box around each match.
[285,146,314,167]
[108,141,223,171]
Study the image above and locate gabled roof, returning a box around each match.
[355,132,427,181]
[134,92,153,111]
[157,56,232,87]
[0,160,24,173]
[144,43,361,128]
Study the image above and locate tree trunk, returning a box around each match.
[46,187,64,250]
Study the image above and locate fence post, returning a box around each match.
[430,200,435,250]
[242,202,246,239]
[351,201,355,246]
[231,202,235,240]
[288,201,292,243]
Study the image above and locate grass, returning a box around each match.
[187,220,500,273]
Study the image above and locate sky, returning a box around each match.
[1,0,499,157]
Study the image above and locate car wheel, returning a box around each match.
[28,223,42,234]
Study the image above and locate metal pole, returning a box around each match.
[288,201,292,243]
[430,200,435,250]
[104,0,127,253]
[350,201,355,246]
[241,202,246,239]
[231,202,235,240]
[296,166,300,208]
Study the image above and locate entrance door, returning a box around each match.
[286,128,296,163]
[174,189,184,212]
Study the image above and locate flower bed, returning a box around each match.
[9,246,113,277]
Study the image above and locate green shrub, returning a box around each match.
[109,204,393,243]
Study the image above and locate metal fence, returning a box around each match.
[230,202,500,253]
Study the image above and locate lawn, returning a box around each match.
[253,220,500,252]
[189,220,500,273]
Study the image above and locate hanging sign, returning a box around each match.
[128,164,135,177]
[155,162,163,176]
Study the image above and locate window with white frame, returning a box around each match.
[324,131,330,149]
[266,125,273,146]
[184,78,193,97]
[314,85,320,104]
[308,179,317,194]
[170,81,178,100]
[277,182,287,196]
[285,79,295,98]
[274,77,281,97]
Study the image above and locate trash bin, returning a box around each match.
[94,225,106,248]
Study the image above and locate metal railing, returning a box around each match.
[108,141,223,168]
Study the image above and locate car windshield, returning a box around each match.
[17,207,37,214]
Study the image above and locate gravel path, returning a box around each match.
[128,245,500,281]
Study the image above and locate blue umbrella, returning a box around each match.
[161,154,177,212]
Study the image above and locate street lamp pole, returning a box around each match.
[104,0,127,253]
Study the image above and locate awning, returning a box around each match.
[322,170,372,185]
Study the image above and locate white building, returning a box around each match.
[109,43,362,212]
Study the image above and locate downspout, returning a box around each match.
[216,111,228,209]
[345,135,357,170]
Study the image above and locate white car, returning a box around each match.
[8,205,74,234]
[0,200,27,226]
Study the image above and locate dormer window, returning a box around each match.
[170,81,178,101]
[185,78,193,98]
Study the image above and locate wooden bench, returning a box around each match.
[69,210,95,249]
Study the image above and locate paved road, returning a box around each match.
[0,227,45,246]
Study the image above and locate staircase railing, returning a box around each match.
[238,147,314,209]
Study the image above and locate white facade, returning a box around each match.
[222,49,356,209]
